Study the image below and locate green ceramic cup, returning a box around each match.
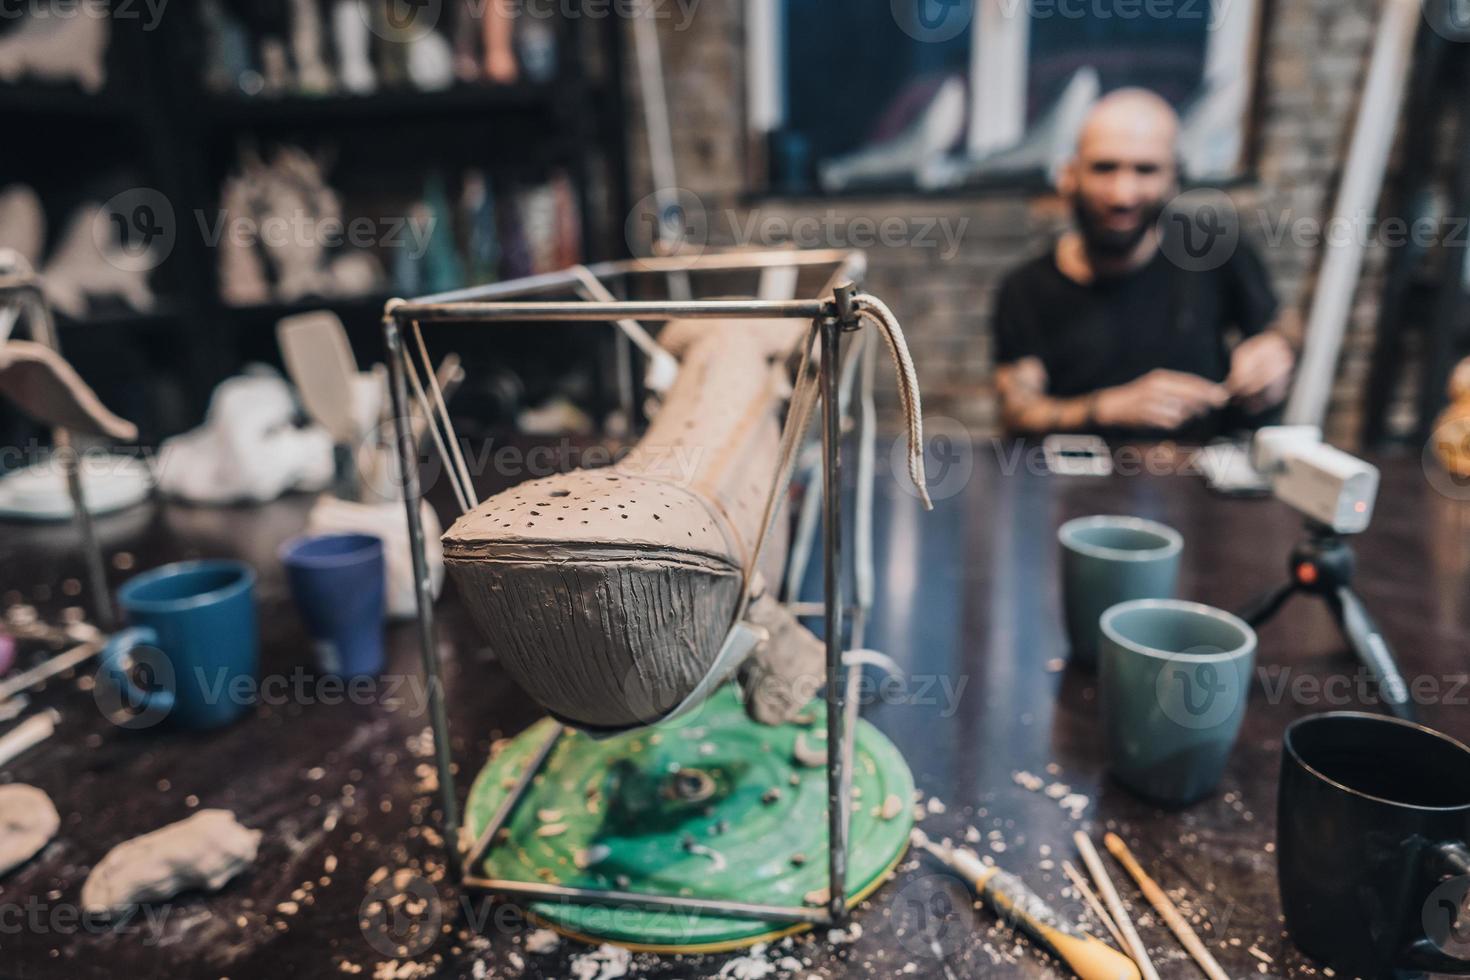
[1100,599,1257,807]
[1058,515,1183,668]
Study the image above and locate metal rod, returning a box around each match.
[461,877,833,925]
[21,285,114,629]
[820,314,849,924]
[630,0,692,302]
[384,316,463,880]
[404,249,862,307]
[463,723,564,870]
[392,298,830,324]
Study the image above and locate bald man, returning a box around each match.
[992,88,1296,440]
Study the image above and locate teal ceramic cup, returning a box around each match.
[99,560,259,730]
[1058,515,1183,668]
[1099,599,1257,807]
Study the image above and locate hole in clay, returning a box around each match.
[549,489,570,498]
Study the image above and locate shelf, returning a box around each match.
[53,305,183,331]
[0,82,140,120]
[204,83,565,127]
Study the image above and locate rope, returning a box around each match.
[851,293,933,510]
[740,291,932,603]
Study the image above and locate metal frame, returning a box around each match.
[383,249,879,929]
[0,261,114,630]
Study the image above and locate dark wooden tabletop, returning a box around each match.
[1,441,1467,980]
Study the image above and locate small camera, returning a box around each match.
[1250,426,1380,534]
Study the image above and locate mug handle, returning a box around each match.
[1403,841,1470,973]
[100,627,176,719]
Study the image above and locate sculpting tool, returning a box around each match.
[911,829,1140,980]
[1104,833,1230,980]
[0,708,60,768]
[0,640,102,705]
[1074,831,1161,980]
[1063,859,1128,953]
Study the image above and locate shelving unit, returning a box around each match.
[0,3,630,448]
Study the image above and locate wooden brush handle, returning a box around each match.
[979,868,1141,980]
[1104,833,1230,980]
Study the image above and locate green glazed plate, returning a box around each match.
[464,685,914,952]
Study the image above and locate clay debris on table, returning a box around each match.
[82,809,261,915]
[0,784,58,877]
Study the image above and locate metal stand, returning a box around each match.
[1240,522,1416,720]
[0,262,115,630]
[383,250,879,929]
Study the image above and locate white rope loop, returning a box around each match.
[850,293,933,510]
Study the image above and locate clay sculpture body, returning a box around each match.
[443,317,804,732]
[82,810,261,915]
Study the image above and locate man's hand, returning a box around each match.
[1227,331,1294,413]
[1093,369,1228,431]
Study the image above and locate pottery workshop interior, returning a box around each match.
[6,0,1470,977]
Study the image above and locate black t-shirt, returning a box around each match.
[992,239,1280,440]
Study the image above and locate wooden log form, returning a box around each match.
[443,317,807,732]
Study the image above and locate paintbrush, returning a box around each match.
[911,829,1140,980]
[1074,831,1161,980]
[1104,833,1231,980]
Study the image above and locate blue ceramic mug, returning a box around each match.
[100,560,258,730]
[280,533,386,678]
[1099,598,1257,806]
[1058,515,1183,668]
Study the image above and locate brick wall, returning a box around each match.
[623,0,1389,445]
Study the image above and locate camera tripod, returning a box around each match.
[1240,522,1416,721]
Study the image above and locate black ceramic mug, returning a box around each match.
[1278,712,1470,976]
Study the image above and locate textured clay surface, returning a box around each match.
[445,317,804,730]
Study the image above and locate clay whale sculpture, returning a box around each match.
[443,316,805,732]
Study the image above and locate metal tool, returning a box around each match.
[912,829,1140,980]
[1075,831,1161,980]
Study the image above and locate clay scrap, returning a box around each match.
[0,784,59,877]
[81,810,261,915]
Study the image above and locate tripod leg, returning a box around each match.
[1239,582,1297,628]
[1331,586,1417,721]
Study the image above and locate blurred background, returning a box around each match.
[0,0,1461,456]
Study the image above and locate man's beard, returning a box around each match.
[1072,197,1163,259]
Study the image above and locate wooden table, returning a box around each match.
[1,443,1467,979]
